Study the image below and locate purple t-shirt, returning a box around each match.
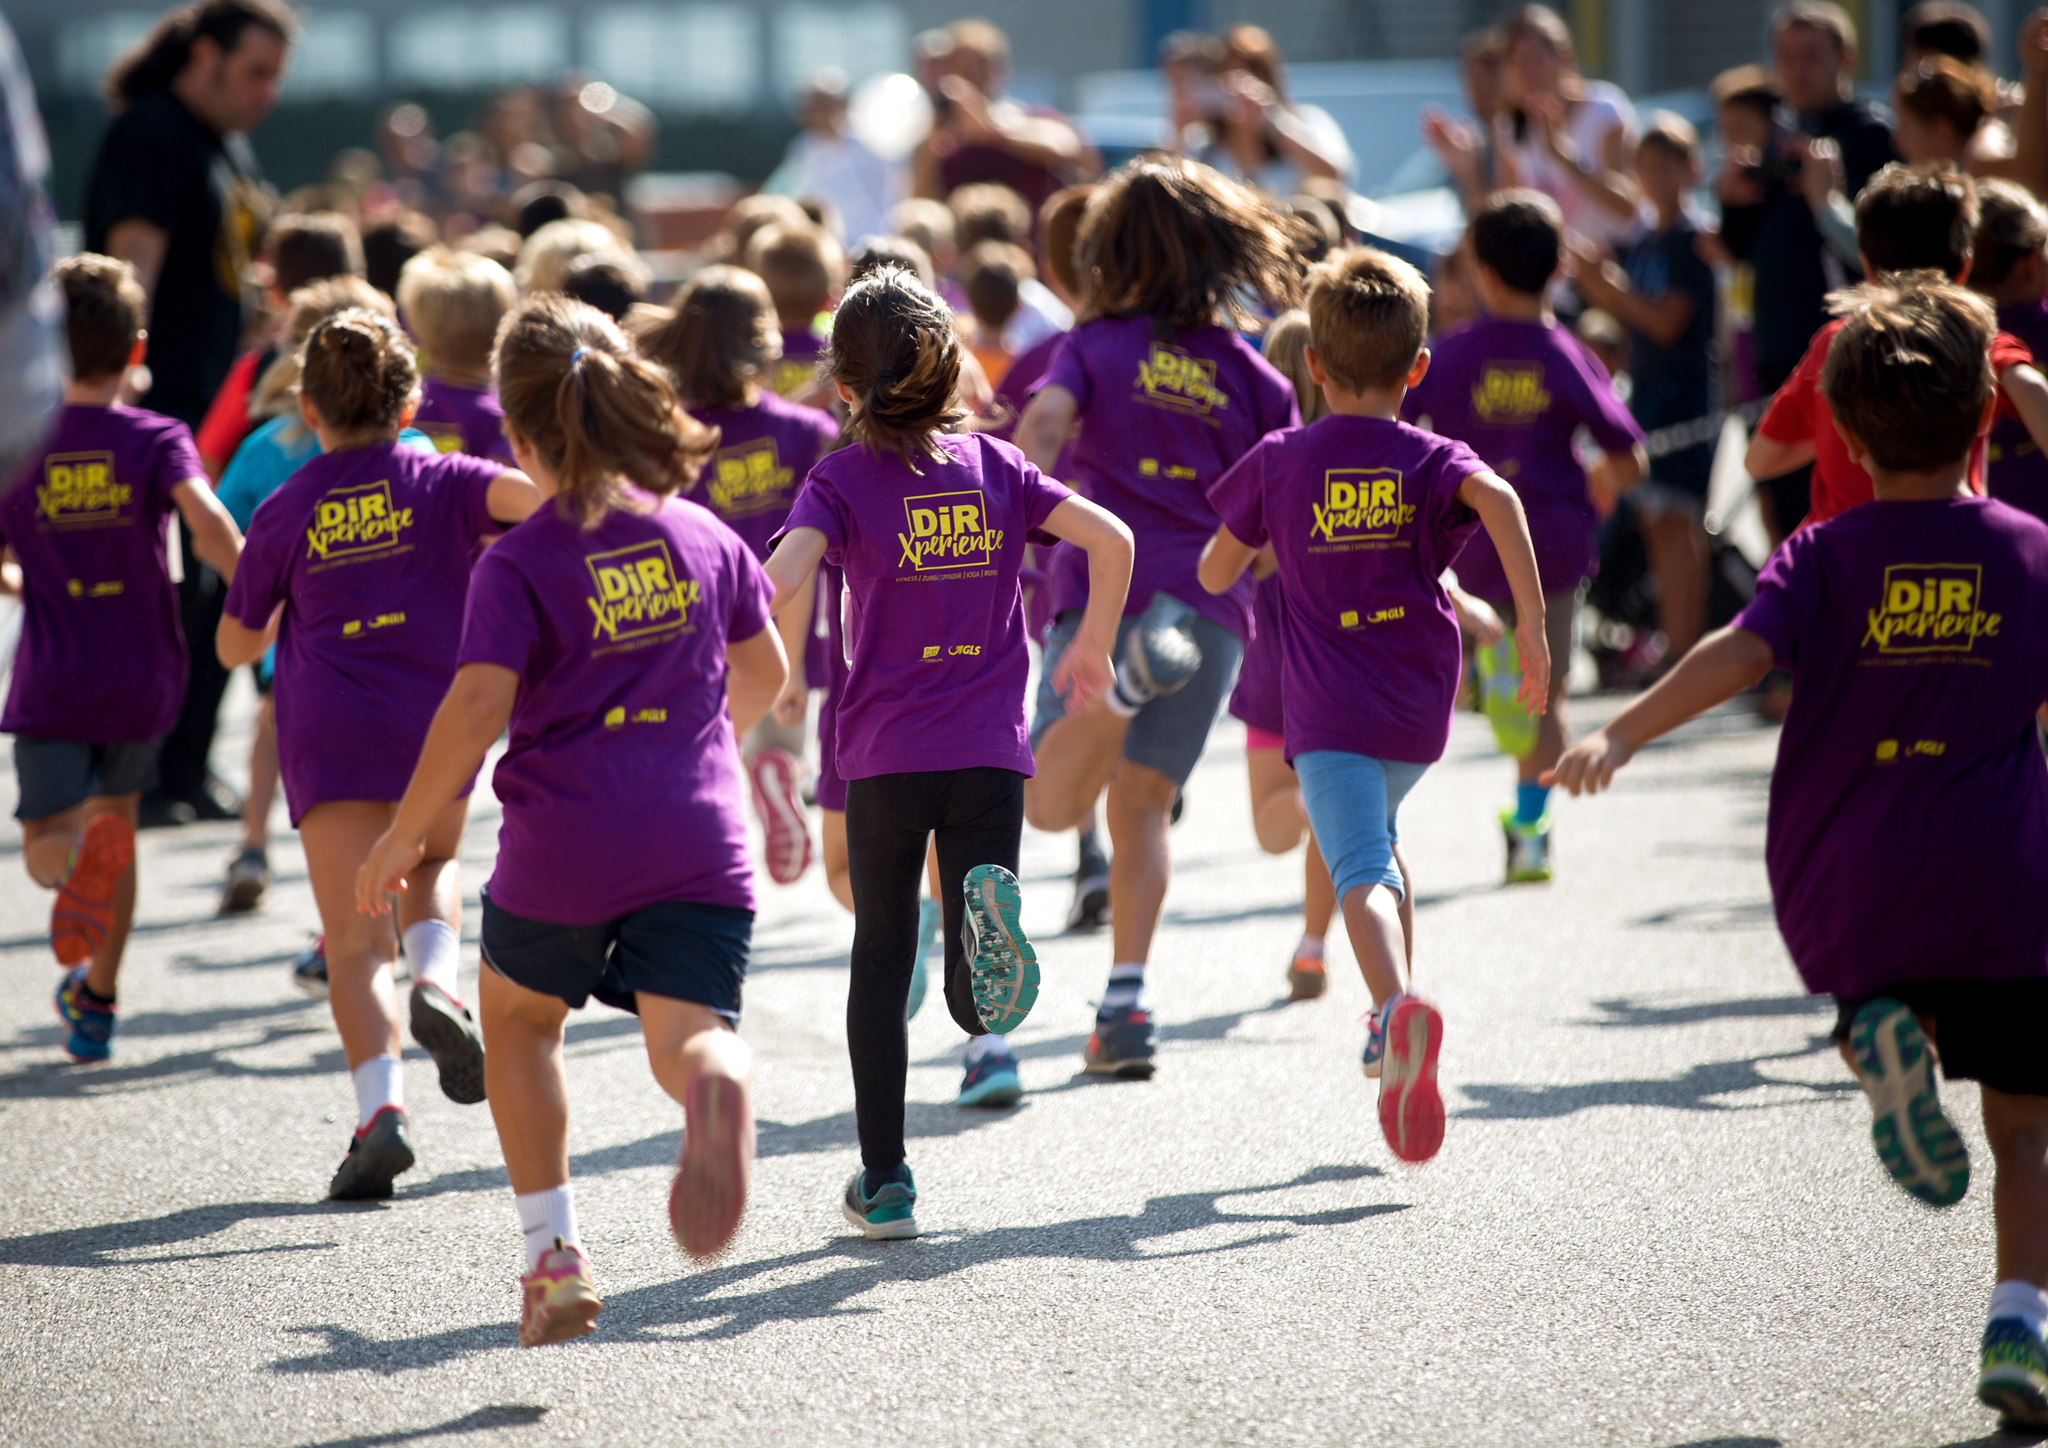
[460,492,771,923]
[777,431,1070,779]
[0,405,200,743]
[1733,496,2048,994]
[771,327,825,400]
[1401,316,1642,603]
[812,561,850,811]
[1210,415,1486,763]
[1042,316,1300,639]
[1991,299,2048,527]
[224,441,503,822]
[688,391,840,560]
[414,378,514,465]
[1227,576,1287,736]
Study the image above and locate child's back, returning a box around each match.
[414,377,513,465]
[689,388,838,561]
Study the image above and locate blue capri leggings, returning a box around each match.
[1293,751,1430,902]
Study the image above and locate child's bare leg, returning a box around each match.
[1025,710,1129,833]
[25,793,139,998]
[821,809,853,912]
[1303,834,1336,939]
[1518,687,1569,786]
[642,994,754,1257]
[1247,748,1308,855]
[242,696,279,853]
[393,795,466,943]
[1983,1087,2048,1288]
[1339,881,1406,1010]
[1106,761,1177,967]
[298,801,403,1071]
[1392,841,1415,970]
[480,965,572,1194]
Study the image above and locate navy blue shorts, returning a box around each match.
[480,889,752,1020]
[13,736,163,820]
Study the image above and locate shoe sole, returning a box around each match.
[410,985,487,1105]
[672,1072,753,1259]
[52,815,134,966]
[521,1283,602,1348]
[1285,962,1328,1000]
[965,865,1038,1034]
[1082,1056,1157,1081]
[1980,1370,2048,1429]
[1379,998,1445,1164]
[750,751,812,886]
[328,1130,417,1201]
[840,1196,920,1240]
[220,871,267,914]
[1849,999,1969,1207]
[957,1069,1023,1108]
[292,970,330,1001]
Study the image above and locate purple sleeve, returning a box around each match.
[1017,455,1073,544]
[726,532,775,644]
[442,452,507,542]
[768,471,848,560]
[1563,335,1647,454]
[1731,535,1810,669]
[1040,331,1092,414]
[1259,365,1303,437]
[457,547,542,673]
[1207,437,1271,549]
[221,498,293,631]
[155,422,206,504]
[1421,439,1485,566]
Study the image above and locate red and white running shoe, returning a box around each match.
[1378,995,1445,1164]
[748,748,812,886]
[670,1070,754,1259]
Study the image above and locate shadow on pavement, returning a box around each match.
[1658,1439,1781,1447]
[1456,1039,1856,1120]
[291,1405,548,1448]
[1920,1432,2048,1448]
[1582,996,1829,1029]
[0,1198,357,1268]
[1627,898,1778,932]
[267,1163,1406,1374]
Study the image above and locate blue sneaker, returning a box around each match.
[907,897,937,1021]
[1980,1318,2048,1429]
[957,1042,1023,1107]
[1113,592,1203,709]
[54,966,114,1063]
[1360,998,1390,1080]
[290,935,329,1000]
[841,1165,919,1239]
[1083,1000,1157,1079]
[1848,998,1969,1207]
[964,864,1038,1033]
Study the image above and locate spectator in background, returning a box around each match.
[1492,5,1639,247]
[86,0,294,828]
[1160,30,1227,155]
[1422,28,1508,219]
[1193,26,1355,193]
[549,75,654,206]
[362,209,436,299]
[1718,0,1897,540]
[560,251,649,323]
[1893,56,1998,168]
[765,68,901,244]
[912,19,1096,210]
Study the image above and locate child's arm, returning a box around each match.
[0,548,18,598]
[357,663,520,913]
[1997,362,2048,462]
[1037,494,1134,711]
[1545,626,1775,795]
[763,528,828,617]
[1444,573,1505,645]
[486,470,545,527]
[1585,443,1648,517]
[216,603,281,670]
[772,568,816,724]
[172,478,243,582]
[1197,524,1259,597]
[1745,431,1816,482]
[1016,386,1078,474]
[726,622,790,738]
[1455,470,1550,713]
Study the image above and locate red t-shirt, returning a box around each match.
[1757,320,2030,527]
[194,348,264,478]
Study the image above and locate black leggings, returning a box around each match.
[844,766,1026,1170]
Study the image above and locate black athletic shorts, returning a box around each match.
[1833,980,2048,1097]
[480,888,751,1021]
[13,736,163,820]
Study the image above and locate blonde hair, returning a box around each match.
[745,222,844,326]
[515,218,630,296]
[1260,310,1330,424]
[1304,247,1431,392]
[887,198,958,264]
[397,245,517,373]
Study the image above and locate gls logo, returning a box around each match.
[921,644,982,661]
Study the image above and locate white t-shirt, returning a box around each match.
[1197,101,1356,195]
[1493,80,1638,244]
[766,130,903,245]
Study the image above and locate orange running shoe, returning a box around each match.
[1285,951,1327,1001]
[519,1239,600,1348]
[52,814,134,966]
[670,1070,753,1259]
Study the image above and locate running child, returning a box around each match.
[396,245,519,464]
[1547,275,2048,1435]
[218,307,543,1200]
[1,255,244,1062]
[1399,189,1646,884]
[1015,158,1303,1081]
[642,266,839,887]
[1970,179,2048,524]
[359,296,784,1346]
[764,264,1133,1238]
[748,223,844,402]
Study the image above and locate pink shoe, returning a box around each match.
[670,1070,754,1259]
[748,748,812,886]
[1378,996,1445,1164]
[52,814,133,966]
[519,1238,600,1348]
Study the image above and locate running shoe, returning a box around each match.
[1502,810,1553,884]
[519,1238,601,1348]
[54,965,114,1063]
[957,1042,1024,1108]
[1286,949,1328,1001]
[1847,998,1970,1208]
[671,1070,753,1259]
[327,1104,416,1201]
[841,1165,919,1240]
[1476,638,1538,757]
[1083,1000,1158,1079]
[907,896,937,1021]
[1065,841,1110,934]
[1378,995,1445,1164]
[51,813,133,967]
[290,936,329,1000]
[1979,1318,2048,1429]
[963,864,1038,1034]
[1360,1001,1386,1079]
[220,846,270,914]
[409,980,486,1105]
[749,747,812,886]
[1115,591,1203,706]
[1170,789,1186,827]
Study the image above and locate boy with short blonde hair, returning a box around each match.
[396,245,518,463]
[746,222,845,399]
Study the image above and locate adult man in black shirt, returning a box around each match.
[1718,0,1896,536]
[84,0,291,824]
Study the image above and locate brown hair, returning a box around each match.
[641,265,778,410]
[1637,111,1700,164]
[1304,246,1431,393]
[1260,310,1330,424]
[1076,157,1303,339]
[1855,163,1978,278]
[103,0,295,107]
[745,223,843,325]
[952,183,1033,249]
[269,212,363,295]
[886,198,957,263]
[1971,178,2048,289]
[1710,63,1781,118]
[1894,56,1996,141]
[496,296,719,525]
[1901,0,1988,63]
[1771,0,1857,51]
[299,307,420,435]
[1499,5,1576,64]
[397,246,517,373]
[1470,188,1563,295]
[849,235,937,289]
[963,240,1032,334]
[251,275,393,421]
[827,264,966,466]
[1822,275,1992,473]
[711,194,812,266]
[1037,184,1094,301]
[361,209,437,300]
[1220,25,1288,100]
[56,254,147,380]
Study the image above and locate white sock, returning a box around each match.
[1990,1280,2048,1336]
[350,1054,404,1130]
[403,918,462,1000]
[964,1032,1010,1064]
[1102,961,1147,1013]
[1294,934,1325,961]
[515,1184,581,1273]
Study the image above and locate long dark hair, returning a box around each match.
[640,265,777,411]
[827,264,966,468]
[104,0,296,109]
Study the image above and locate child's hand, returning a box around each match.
[355,828,425,917]
[1543,727,1634,796]
[771,676,807,726]
[1054,637,1116,714]
[1513,613,1550,716]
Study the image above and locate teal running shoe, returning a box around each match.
[1476,638,1538,757]
[841,1165,919,1240]
[907,897,937,1021]
[1847,998,1969,1208]
[54,965,114,1063]
[964,864,1038,1033]
[1980,1318,2048,1429]
[957,1041,1023,1108]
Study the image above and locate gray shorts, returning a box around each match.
[1032,609,1244,788]
[1496,589,1580,700]
[13,736,163,821]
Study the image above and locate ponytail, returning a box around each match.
[496,295,718,525]
[298,307,419,436]
[827,264,965,468]
[639,265,777,410]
